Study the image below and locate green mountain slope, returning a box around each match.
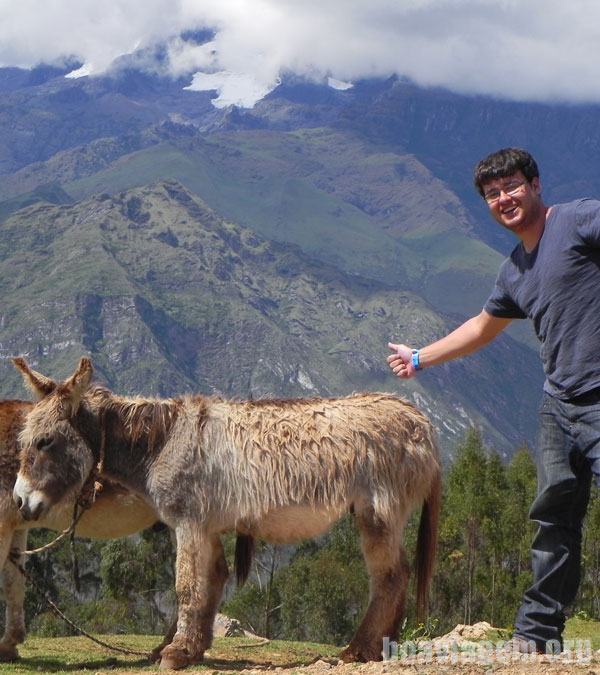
[1,125,506,323]
[0,180,542,457]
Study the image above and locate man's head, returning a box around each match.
[474,148,539,197]
[474,148,546,247]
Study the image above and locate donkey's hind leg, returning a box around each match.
[0,529,27,662]
[340,508,409,663]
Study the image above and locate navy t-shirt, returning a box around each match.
[484,199,600,400]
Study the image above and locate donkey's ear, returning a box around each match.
[58,357,94,418]
[11,357,57,400]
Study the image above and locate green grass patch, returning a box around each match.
[64,144,206,201]
[564,615,600,650]
[1,635,339,674]
[402,230,504,277]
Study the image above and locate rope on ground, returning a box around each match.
[8,553,151,659]
[235,637,271,648]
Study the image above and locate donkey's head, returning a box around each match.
[13,357,96,521]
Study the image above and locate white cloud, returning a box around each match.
[1,0,600,105]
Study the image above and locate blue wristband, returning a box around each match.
[411,349,421,371]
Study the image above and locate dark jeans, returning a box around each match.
[513,389,600,649]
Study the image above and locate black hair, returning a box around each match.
[473,148,539,196]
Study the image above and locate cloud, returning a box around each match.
[1,0,600,105]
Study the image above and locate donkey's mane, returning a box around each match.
[87,384,183,452]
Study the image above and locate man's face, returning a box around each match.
[481,170,543,236]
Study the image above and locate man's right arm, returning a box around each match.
[387,309,513,379]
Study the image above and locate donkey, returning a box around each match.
[0,359,160,662]
[13,357,442,670]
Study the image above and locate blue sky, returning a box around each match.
[1,0,599,106]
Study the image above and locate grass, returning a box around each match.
[6,619,600,673]
[401,230,503,277]
[1,635,340,674]
[64,145,210,203]
[564,615,600,650]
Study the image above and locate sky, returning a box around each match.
[1,0,600,108]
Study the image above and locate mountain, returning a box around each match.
[0,121,504,325]
[0,180,540,458]
[4,62,597,457]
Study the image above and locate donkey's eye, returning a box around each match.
[36,437,54,452]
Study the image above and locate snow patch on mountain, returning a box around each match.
[185,72,354,108]
[184,70,280,108]
[328,77,353,91]
[65,63,94,79]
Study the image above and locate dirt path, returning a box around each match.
[228,622,599,675]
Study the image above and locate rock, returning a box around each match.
[213,613,246,638]
[450,622,493,640]
[416,621,496,655]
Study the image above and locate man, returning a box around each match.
[388,147,600,654]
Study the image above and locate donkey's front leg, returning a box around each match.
[159,525,229,670]
[0,529,27,662]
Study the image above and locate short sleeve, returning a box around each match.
[483,261,527,320]
[576,199,600,246]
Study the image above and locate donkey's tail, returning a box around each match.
[414,467,442,621]
[234,533,255,585]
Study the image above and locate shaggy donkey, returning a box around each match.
[0,359,160,662]
[13,357,442,670]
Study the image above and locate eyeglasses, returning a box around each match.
[483,180,528,204]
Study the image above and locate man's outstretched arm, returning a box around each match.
[388,310,513,379]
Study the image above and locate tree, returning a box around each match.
[98,525,175,634]
[221,541,284,638]
[441,428,492,626]
[223,515,369,645]
[503,445,537,605]
[480,449,509,626]
[22,524,175,637]
[578,488,600,617]
[433,431,538,631]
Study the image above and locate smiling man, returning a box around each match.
[388,147,600,655]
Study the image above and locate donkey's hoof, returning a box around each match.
[339,647,363,663]
[150,647,163,664]
[159,646,201,670]
[339,645,381,663]
[0,644,19,662]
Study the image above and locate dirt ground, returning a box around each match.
[211,621,600,675]
[289,659,600,675]
[229,647,600,675]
